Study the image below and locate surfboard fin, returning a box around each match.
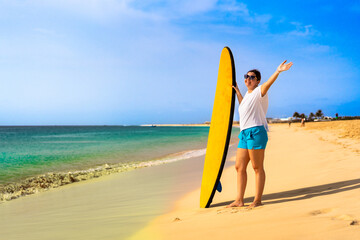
[216,180,222,192]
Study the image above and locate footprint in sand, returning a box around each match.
[309,208,333,216]
[311,210,359,226]
[217,207,244,214]
[217,209,228,214]
[332,214,359,226]
[245,205,264,210]
[217,208,235,214]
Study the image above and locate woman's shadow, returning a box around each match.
[211,178,360,208]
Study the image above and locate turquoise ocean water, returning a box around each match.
[0,126,238,187]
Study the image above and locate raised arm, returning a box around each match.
[232,82,243,104]
[261,60,293,97]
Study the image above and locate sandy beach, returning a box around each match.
[0,121,359,239]
[130,120,360,239]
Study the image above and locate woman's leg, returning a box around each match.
[248,149,265,208]
[226,148,250,207]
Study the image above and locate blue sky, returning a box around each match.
[0,0,359,125]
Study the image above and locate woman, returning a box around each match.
[227,60,293,208]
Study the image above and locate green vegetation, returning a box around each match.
[292,109,360,121]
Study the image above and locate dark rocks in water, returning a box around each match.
[0,160,167,202]
[0,163,123,202]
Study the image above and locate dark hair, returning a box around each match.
[247,69,261,81]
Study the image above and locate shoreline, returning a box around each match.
[0,125,239,204]
[130,121,360,239]
[0,146,212,202]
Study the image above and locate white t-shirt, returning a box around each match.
[238,85,269,131]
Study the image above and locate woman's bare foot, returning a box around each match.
[226,200,244,208]
[246,201,263,209]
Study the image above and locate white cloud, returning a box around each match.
[3,0,162,22]
[217,1,272,28]
[206,24,253,35]
[127,0,218,20]
[218,1,249,15]
[3,0,219,22]
[178,0,218,14]
[254,14,272,25]
[288,22,319,37]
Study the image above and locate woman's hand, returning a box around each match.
[231,82,239,92]
[261,60,293,96]
[277,60,293,73]
[230,82,243,104]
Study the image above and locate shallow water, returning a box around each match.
[0,126,209,184]
[0,126,239,201]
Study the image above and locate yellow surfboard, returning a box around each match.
[200,47,235,208]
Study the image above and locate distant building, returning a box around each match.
[314,116,332,122]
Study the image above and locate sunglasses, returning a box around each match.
[244,74,256,80]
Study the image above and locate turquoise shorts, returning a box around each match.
[238,126,268,150]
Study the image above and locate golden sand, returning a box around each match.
[305,120,360,140]
[130,120,360,240]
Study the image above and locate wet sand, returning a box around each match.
[130,121,360,239]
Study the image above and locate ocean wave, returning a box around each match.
[0,148,207,202]
[40,141,101,143]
